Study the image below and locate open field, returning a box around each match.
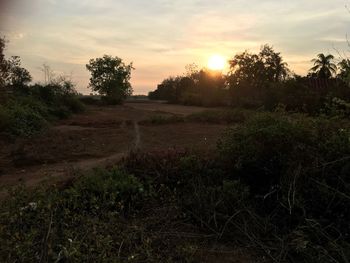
[0,102,227,192]
[1,101,349,262]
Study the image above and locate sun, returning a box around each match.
[207,54,226,71]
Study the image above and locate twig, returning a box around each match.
[311,178,350,200]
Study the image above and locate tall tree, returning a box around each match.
[228,45,289,87]
[86,55,133,104]
[0,38,31,90]
[309,53,337,79]
[259,45,289,82]
[337,59,350,84]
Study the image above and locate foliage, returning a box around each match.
[0,37,85,137]
[1,112,349,262]
[148,45,350,116]
[0,168,147,262]
[228,45,289,88]
[1,101,48,137]
[322,96,350,117]
[0,38,32,90]
[337,59,350,85]
[309,53,337,79]
[149,69,228,106]
[0,82,85,137]
[86,55,133,104]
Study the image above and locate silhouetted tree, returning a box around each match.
[260,45,289,82]
[0,38,32,93]
[309,54,337,79]
[0,37,10,89]
[337,58,350,84]
[227,45,290,107]
[86,55,133,104]
[7,56,32,87]
[228,45,289,87]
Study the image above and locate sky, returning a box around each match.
[0,0,349,94]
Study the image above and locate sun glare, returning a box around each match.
[208,55,225,71]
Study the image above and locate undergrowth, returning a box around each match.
[1,113,349,262]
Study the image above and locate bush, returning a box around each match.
[322,96,350,117]
[217,112,350,261]
[62,95,86,113]
[5,103,48,137]
[0,168,145,262]
[1,82,85,136]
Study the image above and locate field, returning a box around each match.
[1,101,349,263]
[0,102,227,193]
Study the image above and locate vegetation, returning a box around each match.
[149,69,227,107]
[149,45,350,116]
[86,55,133,104]
[1,31,349,263]
[0,37,85,137]
[309,54,337,79]
[1,112,349,262]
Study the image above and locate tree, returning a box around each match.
[227,45,289,87]
[7,56,32,87]
[259,45,289,82]
[309,53,337,79]
[0,38,32,91]
[86,55,133,104]
[337,59,350,84]
[0,37,10,89]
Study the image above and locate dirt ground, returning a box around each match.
[0,102,228,192]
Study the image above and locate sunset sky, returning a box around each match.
[1,0,349,94]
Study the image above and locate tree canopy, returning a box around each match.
[0,37,32,91]
[227,45,289,89]
[309,53,337,79]
[86,55,133,104]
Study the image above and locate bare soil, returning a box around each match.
[0,102,227,192]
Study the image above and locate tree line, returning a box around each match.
[149,45,350,115]
[0,36,135,136]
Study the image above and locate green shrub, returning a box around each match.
[62,95,86,113]
[0,168,145,262]
[5,103,48,137]
[218,113,316,192]
[217,112,350,261]
[321,96,350,117]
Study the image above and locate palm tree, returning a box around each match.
[309,53,337,79]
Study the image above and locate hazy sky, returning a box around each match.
[1,0,349,94]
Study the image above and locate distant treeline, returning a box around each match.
[149,45,350,116]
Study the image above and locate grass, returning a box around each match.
[139,108,254,126]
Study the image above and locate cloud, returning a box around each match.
[1,0,349,94]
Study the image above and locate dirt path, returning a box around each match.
[0,102,227,194]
